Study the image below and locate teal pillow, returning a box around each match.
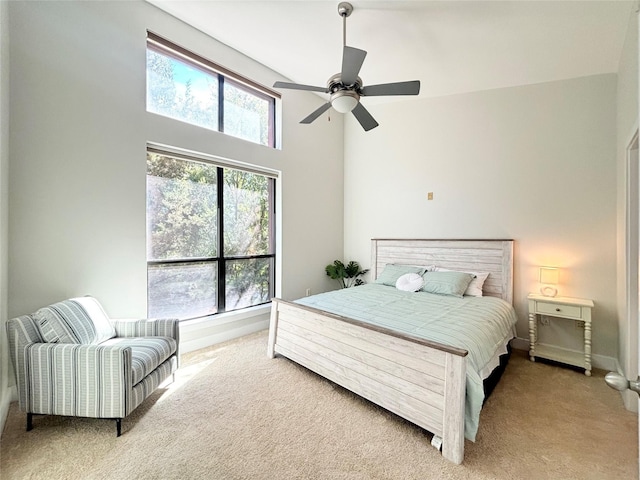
[374,264,425,287]
[421,271,475,297]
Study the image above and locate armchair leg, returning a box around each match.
[26,413,33,432]
[116,418,122,437]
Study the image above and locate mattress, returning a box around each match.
[295,283,518,441]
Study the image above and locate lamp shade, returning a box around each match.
[539,267,559,285]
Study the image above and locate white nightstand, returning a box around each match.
[528,293,594,376]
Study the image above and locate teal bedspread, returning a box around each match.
[295,284,518,441]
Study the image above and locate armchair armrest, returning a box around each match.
[111,318,179,341]
[23,342,133,418]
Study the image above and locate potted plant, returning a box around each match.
[325,260,369,288]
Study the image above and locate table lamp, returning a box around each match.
[539,267,559,297]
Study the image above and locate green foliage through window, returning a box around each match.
[146,34,276,147]
[147,152,275,319]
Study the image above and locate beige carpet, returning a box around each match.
[1,331,637,480]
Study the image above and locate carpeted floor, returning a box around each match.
[0,331,637,479]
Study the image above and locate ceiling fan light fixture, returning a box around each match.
[331,90,359,113]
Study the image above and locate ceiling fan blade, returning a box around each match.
[273,81,329,93]
[351,102,379,132]
[341,46,367,86]
[300,102,332,124]
[361,80,421,97]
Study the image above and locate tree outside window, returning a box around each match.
[147,152,275,319]
[146,36,276,147]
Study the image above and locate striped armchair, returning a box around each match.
[6,296,180,436]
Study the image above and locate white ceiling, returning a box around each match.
[149,0,635,100]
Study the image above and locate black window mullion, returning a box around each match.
[217,167,226,313]
[148,257,219,266]
[224,254,275,261]
[218,75,225,133]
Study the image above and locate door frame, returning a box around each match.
[625,127,639,412]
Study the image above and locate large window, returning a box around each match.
[146,149,276,319]
[146,32,278,148]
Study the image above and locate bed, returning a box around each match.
[267,239,516,464]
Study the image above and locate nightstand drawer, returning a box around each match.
[535,302,582,319]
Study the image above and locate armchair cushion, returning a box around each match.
[34,296,116,345]
[100,336,177,385]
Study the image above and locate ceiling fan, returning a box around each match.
[273,2,421,132]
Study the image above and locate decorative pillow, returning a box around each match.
[435,267,490,297]
[374,264,425,286]
[73,296,116,342]
[398,264,436,273]
[395,273,425,292]
[34,296,116,345]
[420,271,475,297]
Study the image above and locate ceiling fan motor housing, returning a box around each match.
[328,73,362,92]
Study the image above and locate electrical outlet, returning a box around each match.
[305,288,311,297]
[539,316,550,326]
[575,320,585,329]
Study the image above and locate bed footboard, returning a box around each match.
[267,298,468,464]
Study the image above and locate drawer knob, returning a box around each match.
[555,308,561,312]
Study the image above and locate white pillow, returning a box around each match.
[395,273,425,292]
[434,267,490,297]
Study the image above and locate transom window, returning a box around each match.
[146,32,279,148]
[146,148,276,319]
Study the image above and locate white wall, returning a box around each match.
[344,74,618,364]
[7,1,343,341]
[616,9,639,410]
[0,0,10,434]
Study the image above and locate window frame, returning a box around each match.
[147,31,279,148]
[146,146,277,320]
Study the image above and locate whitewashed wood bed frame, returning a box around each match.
[267,239,514,464]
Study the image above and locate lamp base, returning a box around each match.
[540,286,558,297]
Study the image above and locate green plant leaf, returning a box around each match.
[325,260,347,280]
[325,259,368,288]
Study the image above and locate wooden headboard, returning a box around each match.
[370,239,514,304]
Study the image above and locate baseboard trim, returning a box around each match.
[0,385,16,436]
[510,337,529,352]
[510,336,617,372]
[180,316,270,354]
